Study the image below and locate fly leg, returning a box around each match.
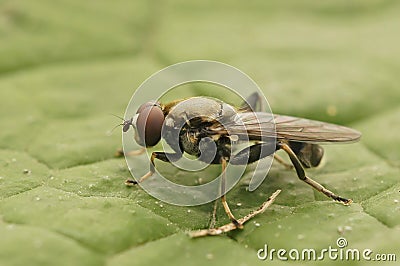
[209,200,218,229]
[229,142,277,223]
[220,158,243,229]
[278,142,352,205]
[115,147,146,157]
[190,189,281,237]
[221,142,276,225]
[190,143,280,237]
[274,154,294,170]
[125,152,182,185]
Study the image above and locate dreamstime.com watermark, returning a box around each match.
[257,237,397,262]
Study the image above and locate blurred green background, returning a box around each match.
[0,1,399,265]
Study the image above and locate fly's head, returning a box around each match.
[124,101,165,147]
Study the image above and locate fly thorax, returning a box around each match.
[180,128,201,156]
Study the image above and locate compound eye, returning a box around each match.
[136,101,158,114]
[136,104,164,147]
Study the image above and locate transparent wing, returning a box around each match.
[274,115,361,143]
[209,112,361,143]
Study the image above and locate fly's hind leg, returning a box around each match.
[274,154,294,170]
[278,142,352,205]
[125,152,182,186]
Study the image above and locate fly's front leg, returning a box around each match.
[278,143,352,205]
[115,147,146,157]
[125,152,182,186]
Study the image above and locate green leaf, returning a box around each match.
[0,221,103,266]
[1,1,399,265]
[0,186,177,254]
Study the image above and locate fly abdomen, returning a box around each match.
[288,141,324,168]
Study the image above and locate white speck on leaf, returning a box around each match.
[23,169,31,174]
[344,226,352,231]
[338,225,352,234]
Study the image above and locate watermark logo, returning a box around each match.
[122,60,275,206]
[257,237,397,262]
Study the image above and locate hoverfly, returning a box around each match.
[119,92,361,235]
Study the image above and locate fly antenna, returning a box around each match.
[109,113,125,121]
[107,113,126,136]
[107,123,124,136]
